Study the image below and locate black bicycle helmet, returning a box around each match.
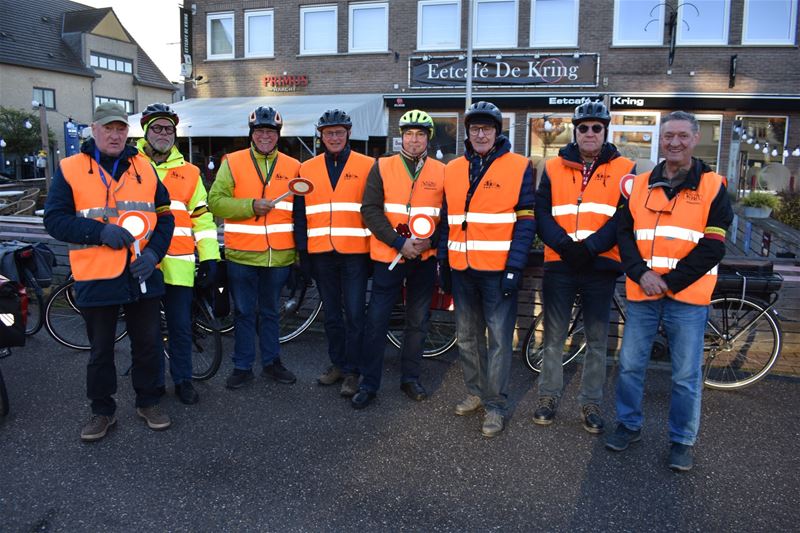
[465,101,503,134]
[140,103,179,128]
[572,101,610,127]
[317,109,352,131]
[249,106,283,133]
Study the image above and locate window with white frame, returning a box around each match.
[245,9,274,57]
[530,0,578,48]
[737,115,788,172]
[207,12,234,59]
[32,87,55,110]
[418,0,461,50]
[677,0,729,45]
[95,96,134,114]
[90,53,133,73]
[301,5,338,55]
[430,113,459,157]
[473,0,518,49]
[527,113,572,162]
[349,2,388,53]
[502,112,515,152]
[613,0,664,46]
[742,0,797,45]
[694,115,723,171]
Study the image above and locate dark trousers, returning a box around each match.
[310,251,369,375]
[81,297,162,416]
[159,284,194,386]
[359,257,437,393]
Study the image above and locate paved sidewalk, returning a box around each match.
[1,330,798,532]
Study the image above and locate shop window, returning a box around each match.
[245,9,274,58]
[349,2,388,53]
[430,113,459,160]
[695,115,723,171]
[301,5,338,55]
[677,0,729,45]
[207,12,234,59]
[530,0,578,48]
[32,87,55,110]
[472,0,518,49]
[94,96,134,114]
[502,113,515,152]
[527,114,572,164]
[742,0,797,45]
[418,0,460,50]
[609,112,660,162]
[736,116,788,187]
[613,0,664,46]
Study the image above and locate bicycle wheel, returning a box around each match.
[279,269,322,343]
[44,279,127,350]
[0,366,8,417]
[386,306,457,357]
[523,307,586,373]
[703,296,782,390]
[22,275,44,336]
[190,298,223,381]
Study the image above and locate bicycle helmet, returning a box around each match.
[464,101,502,134]
[572,101,610,127]
[316,109,352,131]
[249,106,283,133]
[140,103,179,128]
[399,109,435,139]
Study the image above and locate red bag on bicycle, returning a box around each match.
[0,275,27,348]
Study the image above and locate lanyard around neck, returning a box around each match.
[94,148,122,222]
[249,148,277,198]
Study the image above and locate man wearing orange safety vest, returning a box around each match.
[352,110,444,409]
[605,111,733,472]
[208,106,300,390]
[293,109,373,398]
[438,101,536,437]
[44,102,175,441]
[137,103,220,405]
[533,101,635,434]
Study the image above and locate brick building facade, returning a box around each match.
[181,0,799,190]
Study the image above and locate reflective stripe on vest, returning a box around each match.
[543,156,634,264]
[625,170,725,306]
[444,152,528,271]
[60,152,158,281]
[162,164,203,257]
[370,155,445,263]
[300,151,374,254]
[223,148,300,252]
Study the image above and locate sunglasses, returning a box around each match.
[576,124,604,134]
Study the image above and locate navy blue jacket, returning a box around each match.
[44,139,174,307]
[437,135,536,273]
[535,142,633,273]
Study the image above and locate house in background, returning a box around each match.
[0,0,176,178]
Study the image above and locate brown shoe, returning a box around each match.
[454,395,482,416]
[340,374,360,397]
[80,414,116,442]
[136,405,171,431]
[318,365,343,386]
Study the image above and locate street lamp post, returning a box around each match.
[32,100,52,192]
[0,138,6,174]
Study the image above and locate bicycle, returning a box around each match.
[0,241,50,336]
[521,258,785,391]
[0,275,28,417]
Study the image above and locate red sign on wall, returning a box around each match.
[263,75,308,92]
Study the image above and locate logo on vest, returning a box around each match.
[482,179,501,190]
[274,173,291,181]
[593,172,610,186]
[684,190,702,204]
[168,170,185,181]
[342,172,359,180]
[422,179,438,189]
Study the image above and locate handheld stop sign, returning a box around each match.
[388,213,435,271]
[620,174,635,200]
[274,177,315,203]
[118,211,151,294]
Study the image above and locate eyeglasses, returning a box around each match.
[149,124,175,134]
[576,124,604,134]
[644,187,678,214]
[322,130,347,139]
[468,125,495,136]
[252,128,278,136]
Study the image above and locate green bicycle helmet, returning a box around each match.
[399,109,435,139]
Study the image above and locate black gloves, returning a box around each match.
[196,259,218,289]
[501,269,521,297]
[560,241,593,271]
[100,224,134,250]
[130,248,158,282]
[438,260,452,295]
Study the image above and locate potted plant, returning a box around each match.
[740,191,780,218]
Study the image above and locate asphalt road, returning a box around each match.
[1,328,798,532]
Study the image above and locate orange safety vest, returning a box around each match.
[445,152,529,271]
[300,151,374,254]
[162,162,201,259]
[544,156,634,263]
[61,152,158,281]
[626,170,725,306]
[223,149,300,252]
[371,155,445,264]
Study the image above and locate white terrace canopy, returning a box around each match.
[128,93,388,141]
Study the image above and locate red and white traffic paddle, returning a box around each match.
[388,213,435,271]
[273,177,315,203]
[620,174,635,200]
[118,210,151,294]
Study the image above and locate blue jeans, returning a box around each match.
[451,269,518,416]
[359,258,436,393]
[310,252,369,374]
[227,261,290,371]
[158,284,194,386]
[538,269,618,405]
[614,298,708,445]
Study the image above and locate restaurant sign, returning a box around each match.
[409,53,598,89]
